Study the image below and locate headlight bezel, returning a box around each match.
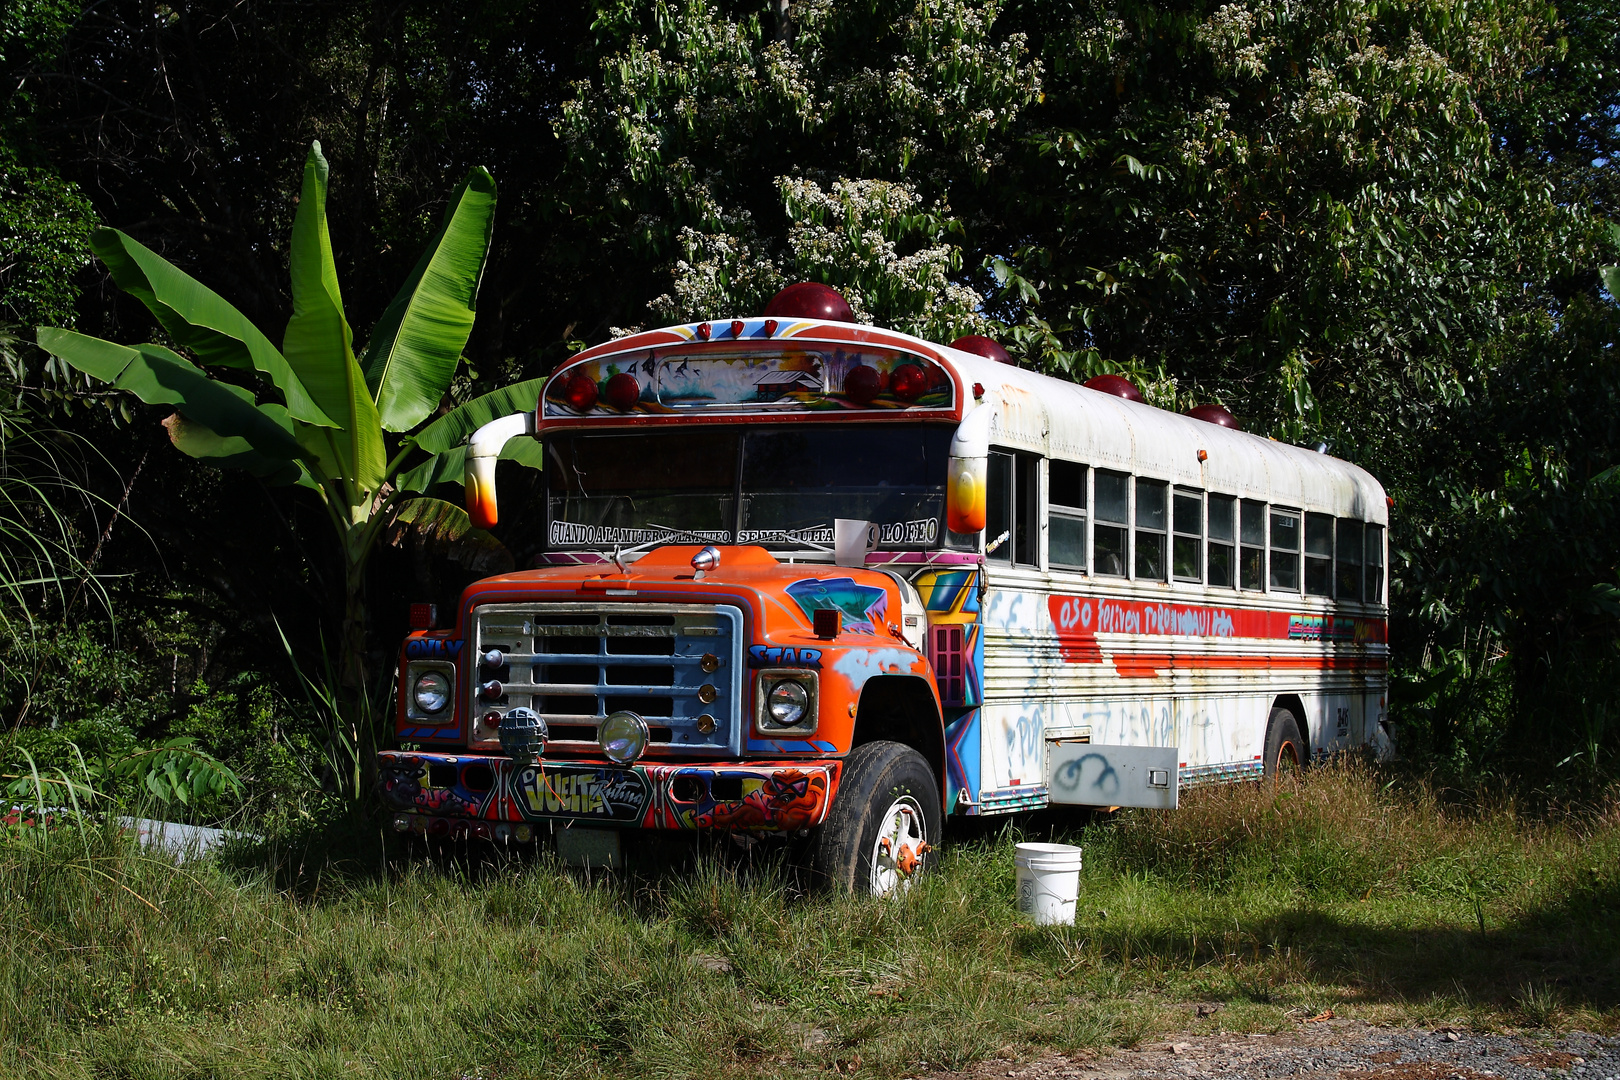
[753,669,819,736]
[406,660,456,721]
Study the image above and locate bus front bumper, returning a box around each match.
[377,750,839,834]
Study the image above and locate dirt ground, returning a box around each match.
[926,1021,1618,1080]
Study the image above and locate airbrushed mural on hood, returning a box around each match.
[784,577,888,634]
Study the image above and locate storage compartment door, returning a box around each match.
[1045,741,1179,810]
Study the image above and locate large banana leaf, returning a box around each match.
[411,378,548,454]
[284,143,386,497]
[362,167,497,432]
[394,497,513,573]
[396,437,544,493]
[35,329,306,462]
[397,377,547,492]
[162,414,310,486]
[89,229,335,429]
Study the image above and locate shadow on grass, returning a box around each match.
[1053,873,1620,1015]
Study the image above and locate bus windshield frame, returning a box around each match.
[543,423,959,551]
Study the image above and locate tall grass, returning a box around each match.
[5,764,1617,1079]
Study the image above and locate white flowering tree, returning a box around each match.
[562,0,1039,338]
[649,176,993,341]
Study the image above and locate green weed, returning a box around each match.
[2,763,1616,1079]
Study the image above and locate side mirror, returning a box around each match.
[464,412,536,529]
[946,404,995,534]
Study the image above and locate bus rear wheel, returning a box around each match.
[813,740,940,895]
[1263,707,1306,779]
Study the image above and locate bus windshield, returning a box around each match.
[544,424,954,549]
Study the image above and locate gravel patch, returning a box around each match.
[924,1022,1618,1080]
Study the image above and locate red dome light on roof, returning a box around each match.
[949,335,1013,365]
[1186,403,1241,430]
[562,373,599,412]
[844,365,882,404]
[603,372,640,411]
[890,363,927,402]
[764,282,855,323]
[1083,374,1144,403]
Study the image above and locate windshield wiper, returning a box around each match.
[748,529,834,554]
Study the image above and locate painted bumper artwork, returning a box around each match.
[377,751,836,833]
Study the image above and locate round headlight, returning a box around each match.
[765,679,809,728]
[412,671,450,713]
[599,710,649,765]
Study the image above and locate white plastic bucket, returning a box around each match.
[1014,842,1083,925]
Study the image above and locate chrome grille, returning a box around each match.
[470,602,744,756]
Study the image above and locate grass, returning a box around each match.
[4,763,1617,1080]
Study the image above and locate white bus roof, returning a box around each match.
[935,343,1390,527]
[561,318,1390,526]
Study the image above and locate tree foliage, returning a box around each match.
[1,0,1617,792]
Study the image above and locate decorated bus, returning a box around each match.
[377,282,1391,892]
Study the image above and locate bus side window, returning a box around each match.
[1365,523,1385,602]
[1304,512,1333,596]
[1049,460,1087,572]
[1094,470,1129,576]
[1240,499,1266,590]
[986,452,1012,563]
[1335,518,1363,600]
[986,449,1039,567]
[1270,508,1301,591]
[1135,478,1167,581]
[1173,489,1202,582]
[1207,494,1236,587]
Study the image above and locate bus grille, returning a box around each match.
[470,602,744,756]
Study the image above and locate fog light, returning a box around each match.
[599,710,649,764]
[498,707,547,765]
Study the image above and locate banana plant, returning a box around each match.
[34,143,543,789]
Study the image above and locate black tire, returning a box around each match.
[1263,707,1306,779]
[812,741,941,895]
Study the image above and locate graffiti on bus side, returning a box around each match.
[1046,594,1385,655]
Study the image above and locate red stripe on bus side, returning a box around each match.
[1113,653,1389,678]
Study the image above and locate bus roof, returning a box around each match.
[556,317,1389,526]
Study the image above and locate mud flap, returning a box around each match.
[1044,742,1179,810]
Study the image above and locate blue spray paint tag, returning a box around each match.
[747,645,823,668]
[405,639,465,659]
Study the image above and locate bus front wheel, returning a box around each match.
[813,740,940,895]
[1263,707,1306,778]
